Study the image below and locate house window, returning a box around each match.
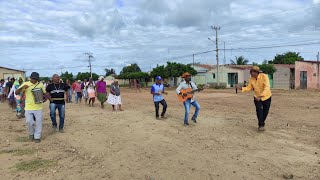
[212,73,216,79]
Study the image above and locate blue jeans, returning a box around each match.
[68,89,72,102]
[74,92,78,104]
[49,103,65,129]
[183,99,200,124]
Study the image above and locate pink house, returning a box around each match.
[295,60,320,89]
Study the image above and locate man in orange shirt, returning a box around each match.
[236,66,272,131]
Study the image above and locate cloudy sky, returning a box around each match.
[1,0,320,77]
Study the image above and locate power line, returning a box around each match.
[223,41,320,51]
[168,41,320,60]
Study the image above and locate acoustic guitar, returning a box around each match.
[177,85,208,102]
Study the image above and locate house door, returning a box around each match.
[300,71,307,89]
[228,73,238,87]
[290,69,295,89]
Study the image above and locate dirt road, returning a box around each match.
[0,88,319,180]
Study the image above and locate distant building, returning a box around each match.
[273,64,295,89]
[0,66,26,80]
[193,64,298,89]
[295,60,320,89]
[192,64,251,87]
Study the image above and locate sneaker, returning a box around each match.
[258,126,265,131]
[29,135,34,141]
[59,129,64,133]
[35,139,41,143]
[52,126,57,131]
[184,123,189,126]
[191,118,197,123]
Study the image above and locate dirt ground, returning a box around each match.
[0,88,320,180]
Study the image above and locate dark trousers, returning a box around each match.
[154,99,167,117]
[254,97,272,127]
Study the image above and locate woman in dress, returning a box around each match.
[107,79,124,111]
[96,76,107,109]
[81,79,89,104]
[86,77,96,107]
[8,77,25,118]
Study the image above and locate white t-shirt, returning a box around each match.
[7,85,17,98]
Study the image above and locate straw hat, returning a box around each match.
[181,72,191,78]
[250,66,262,73]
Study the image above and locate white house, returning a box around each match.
[192,64,252,87]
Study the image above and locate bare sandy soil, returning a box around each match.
[0,88,320,180]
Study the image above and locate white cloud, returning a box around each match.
[0,0,319,76]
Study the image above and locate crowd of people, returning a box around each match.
[1,65,272,143]
[1,73,124,143]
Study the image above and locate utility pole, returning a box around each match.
[59,65,64,75]
[211,26,220,85]
[84,52,93,78]
[193,53,195,67]
[223,42,226,83]
[317,52,319,88]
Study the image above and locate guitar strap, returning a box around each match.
[189,82,193,89]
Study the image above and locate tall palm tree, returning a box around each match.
[231,56,249,65]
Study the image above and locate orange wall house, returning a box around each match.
[295,61,320,89]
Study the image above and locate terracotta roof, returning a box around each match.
[0,66,25,72]
[273,64,295,68]
[296,60,320,64]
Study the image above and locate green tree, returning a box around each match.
[258,63,276,75]
[120,63,141,74]
[150,65,169,79]
[105,68,116,76]
[166,62,197,77]
[76,72,99,81]
[272,52,304,64]
[39,77,50,82]
[127,72,149,79]
[60,71,74,83]
[231,56,249,65]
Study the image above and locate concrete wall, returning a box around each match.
[0,68,26,80]
[273,66,291,89]
[295,61,320,89]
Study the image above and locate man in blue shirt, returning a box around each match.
[151,76,168,120]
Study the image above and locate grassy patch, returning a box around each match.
[0,149,35,156]
[15,159,56,172]
[15,136,29,142]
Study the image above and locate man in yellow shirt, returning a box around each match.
[16,72,46,143]
[236,66,272,131]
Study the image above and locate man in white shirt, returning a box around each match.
[176,72,201,126]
